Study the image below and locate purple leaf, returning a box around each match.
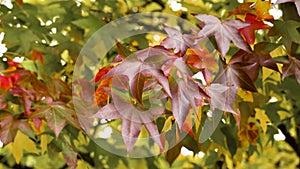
[91,103,122,119]
[163,58,209,129]
[214,60,257,92]
[122,119,142,153]
[194,14,250,58]
[206,83,238,114]
[161,25,188,55]
[144,122,164,151]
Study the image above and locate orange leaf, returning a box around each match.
[227,2,254,17]
[16,0,23,8]
[254,0,274,20]
[94,85,109,106]
[30,50,44,65]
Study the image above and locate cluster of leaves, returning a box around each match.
[92,0,300,166]
[0,0,300,168]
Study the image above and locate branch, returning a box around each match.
[278,124,300,157]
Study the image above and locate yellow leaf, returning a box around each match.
[270,45,286,58]
[41,134,47,154]
[262,67,273,81]
[238,88,253,102]
[76,160,92,169]
[39,121,53,154]
[254,0,273,20]
[12,131,38,163]
[161,116,173,133]
[254,108,270,133]
[195,106,202,133]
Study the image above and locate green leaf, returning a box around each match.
[221,126,237,157]
[31,103,79,138]
[72,15,102,32]
[115,40,133,59]
[268,20,300,52]
[199,109,223,143]
[62,141,78,169]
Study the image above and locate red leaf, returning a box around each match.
[92,103,122,119]
[185,49,218,70]
[93,66,113,82]
[171,82,191,130]
[121,119,142,153]
[32,118,42,134]
[0,73,20,89]
[0,76,10,89]
[144,122,164,152]
[30,50,44,65]
[8,61,19,67]
[239,14,270,44]
[194,14,250,58]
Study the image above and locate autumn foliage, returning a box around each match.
[1,0,300,168]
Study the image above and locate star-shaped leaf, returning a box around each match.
[163,58,209,129]
[161,25,188,55]
[103,47,174,101]
[214,60,257,92]
[268,20,300,52]
[206,83,238,114]
[239,14,270,44]
[229,42,279,82]
[92,103,164,153]
[31,102,79,138]
[194,14,250,58]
